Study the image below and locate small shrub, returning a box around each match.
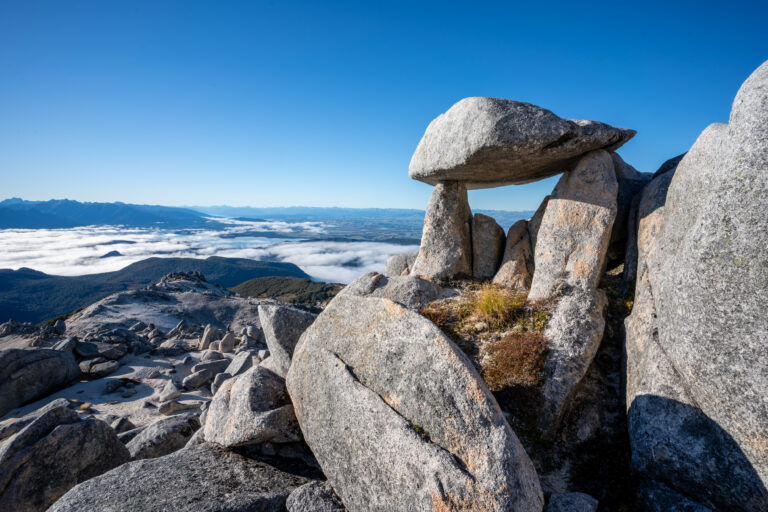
[481,332,548,391]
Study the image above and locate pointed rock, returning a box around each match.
[472,213,505,279]
[528,150,618,301]
[492,219,534,291]
[410,181,473,279]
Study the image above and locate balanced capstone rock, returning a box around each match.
[409,97,635,189]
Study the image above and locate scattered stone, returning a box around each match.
[258,304,318,378]
[204,365,300,447]
[110,417,136,434]
[126,414,200,460]
[259,355,282,375]
[80,358,120,379]
[471,213,506,279]
[159,400,201,416]
[287,294,543,511]
[218,332,236,353]
[129,321,147,332]
[286,481,345,512]
[182,369,213,389]
[158,380,182,402]
[79,357,106,373]
[75,341,127,360]
[258,349,270,360]
[384,252,418,277]
[52,338,77,352]
[224,350,254,377]
[0,348,79,418]
[528,150,618,301]
[52,319,67,335]
[211,372,231,395]
[493,219,534,291]
[201,350,225,362]
[191,359,230,375]
[197,324,224,350]
[410,181,473,279]
[409,97,635,188]
[48,443,308,512]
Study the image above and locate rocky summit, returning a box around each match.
[0,60,766,512]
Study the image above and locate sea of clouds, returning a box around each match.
[0,219,419,283]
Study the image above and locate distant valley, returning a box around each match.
[0,198,533,319]
[0,256,309,324]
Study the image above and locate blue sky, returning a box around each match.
[0,1,766,211]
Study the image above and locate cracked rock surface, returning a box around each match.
[287,293,543,512]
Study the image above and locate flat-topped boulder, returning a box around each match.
[409,97,635,189]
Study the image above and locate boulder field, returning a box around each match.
[0,60,765,511]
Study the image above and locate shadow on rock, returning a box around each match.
[628,394,768,511]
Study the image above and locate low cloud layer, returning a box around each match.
[0,221,419,284]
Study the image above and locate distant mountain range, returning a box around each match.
[0,256,308,324]
[0,198,221,229]
[0,198,534,239]
[192,205,533,229]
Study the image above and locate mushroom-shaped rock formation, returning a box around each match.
[409,97,635,189]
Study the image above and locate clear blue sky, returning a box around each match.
[1,1,766,211]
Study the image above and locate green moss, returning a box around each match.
[410,423,430,441]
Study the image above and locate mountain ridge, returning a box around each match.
[0,256,309,324]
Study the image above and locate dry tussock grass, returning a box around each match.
[420,282,554,391]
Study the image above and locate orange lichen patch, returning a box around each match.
[745,435,768,458]
[381,393,403,409]
[480,332,548,391]
[384,298,407,316]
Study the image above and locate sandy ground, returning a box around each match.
[0,342,221,428]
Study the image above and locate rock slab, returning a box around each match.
[0,348,79,418]
[472,213,506,279]
[409,97,635,189]
[126,414,200,460]
[204,365,300,447]
[287,293,543,512]
[0,402,129,512]
[626,60,768,511]
[49,442,308,512]
[258,304,318,378]
[528,150,618,301]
